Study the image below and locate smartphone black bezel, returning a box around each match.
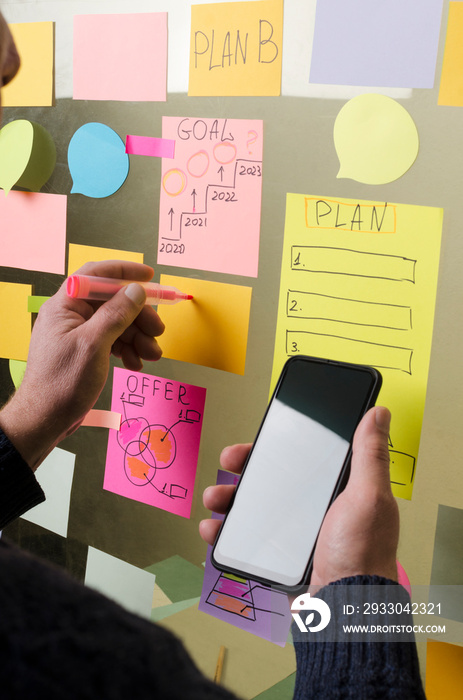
[211,355,383,592]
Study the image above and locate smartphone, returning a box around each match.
[211,355,382,590]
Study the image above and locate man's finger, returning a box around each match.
[199,518,221,546]
[220,443,252,473]
[203,484,236,513]
[348,406,392,493]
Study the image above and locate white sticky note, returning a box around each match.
[22,447,75,537]
[85,547,156,619]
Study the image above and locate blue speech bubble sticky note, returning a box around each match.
[68,122,129,198]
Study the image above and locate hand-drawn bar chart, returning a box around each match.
[199,470,291,646]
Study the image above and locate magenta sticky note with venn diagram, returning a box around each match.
[104,367,206,518]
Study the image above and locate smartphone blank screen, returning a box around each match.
[213,357,378,587]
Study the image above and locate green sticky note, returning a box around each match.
[151,596,200,622]
[9,359,27,389]
[145,555,204,603]
[0,119,56,194]
[28,296,50,313]
[253,673,296,700]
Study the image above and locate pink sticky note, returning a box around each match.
[126,135,175,159]
[0,191,66,274]
[104,368,206,519]
[73,13,167,102]
[81,410,121,430]
[157,117,263,278]
[397,560,411,598]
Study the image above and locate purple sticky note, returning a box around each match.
[199,470,291,646]
[310,0,444,89]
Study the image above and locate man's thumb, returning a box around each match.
[87,283,146,345]
[350,406,392,491]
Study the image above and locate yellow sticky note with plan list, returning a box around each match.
[270,194,443,500]
[0,282,32,361]
[189,0,283,96]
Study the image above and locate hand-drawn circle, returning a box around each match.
[124,451,158,487]
[162,168,187,196]
[187,150,210,178]
[117,417,150,454]
[140,424,177,470]
[121,423,177,487]
[213,142,237,165]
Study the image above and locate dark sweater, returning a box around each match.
[0,428,426,698]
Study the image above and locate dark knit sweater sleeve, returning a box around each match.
[292,575,426,699]
[0,427,45,529]
[0,426,425,699]
[0,538,239,700]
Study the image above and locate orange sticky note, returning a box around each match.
[0,282,32,361]
[67,244,144,275]
[2,22,54,107]
[189,0,283,96]
[158,275,252,375]
[426,640,463,698]
[438,2,463,106]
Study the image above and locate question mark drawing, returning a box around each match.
[246,130,258,154]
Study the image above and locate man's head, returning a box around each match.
[0,12,20,112]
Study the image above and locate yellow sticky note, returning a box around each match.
[334,94,419,185]
[426,640,463,699]
[271,194,443,500]
[189,0,283,96]
[0,282,32,361]
[158,275,252,375]
[2,22,54,107]
[67,244,144,274]
[438,2,463,106]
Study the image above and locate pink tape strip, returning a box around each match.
[125,134,175,159]
[81,410,121,430]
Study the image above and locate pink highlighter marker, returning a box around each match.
[66,275,193,305]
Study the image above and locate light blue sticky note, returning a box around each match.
[85,547,156,619]
[21,447,75,537]
[68,122,129,198]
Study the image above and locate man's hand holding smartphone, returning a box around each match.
[199,406,399,589]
